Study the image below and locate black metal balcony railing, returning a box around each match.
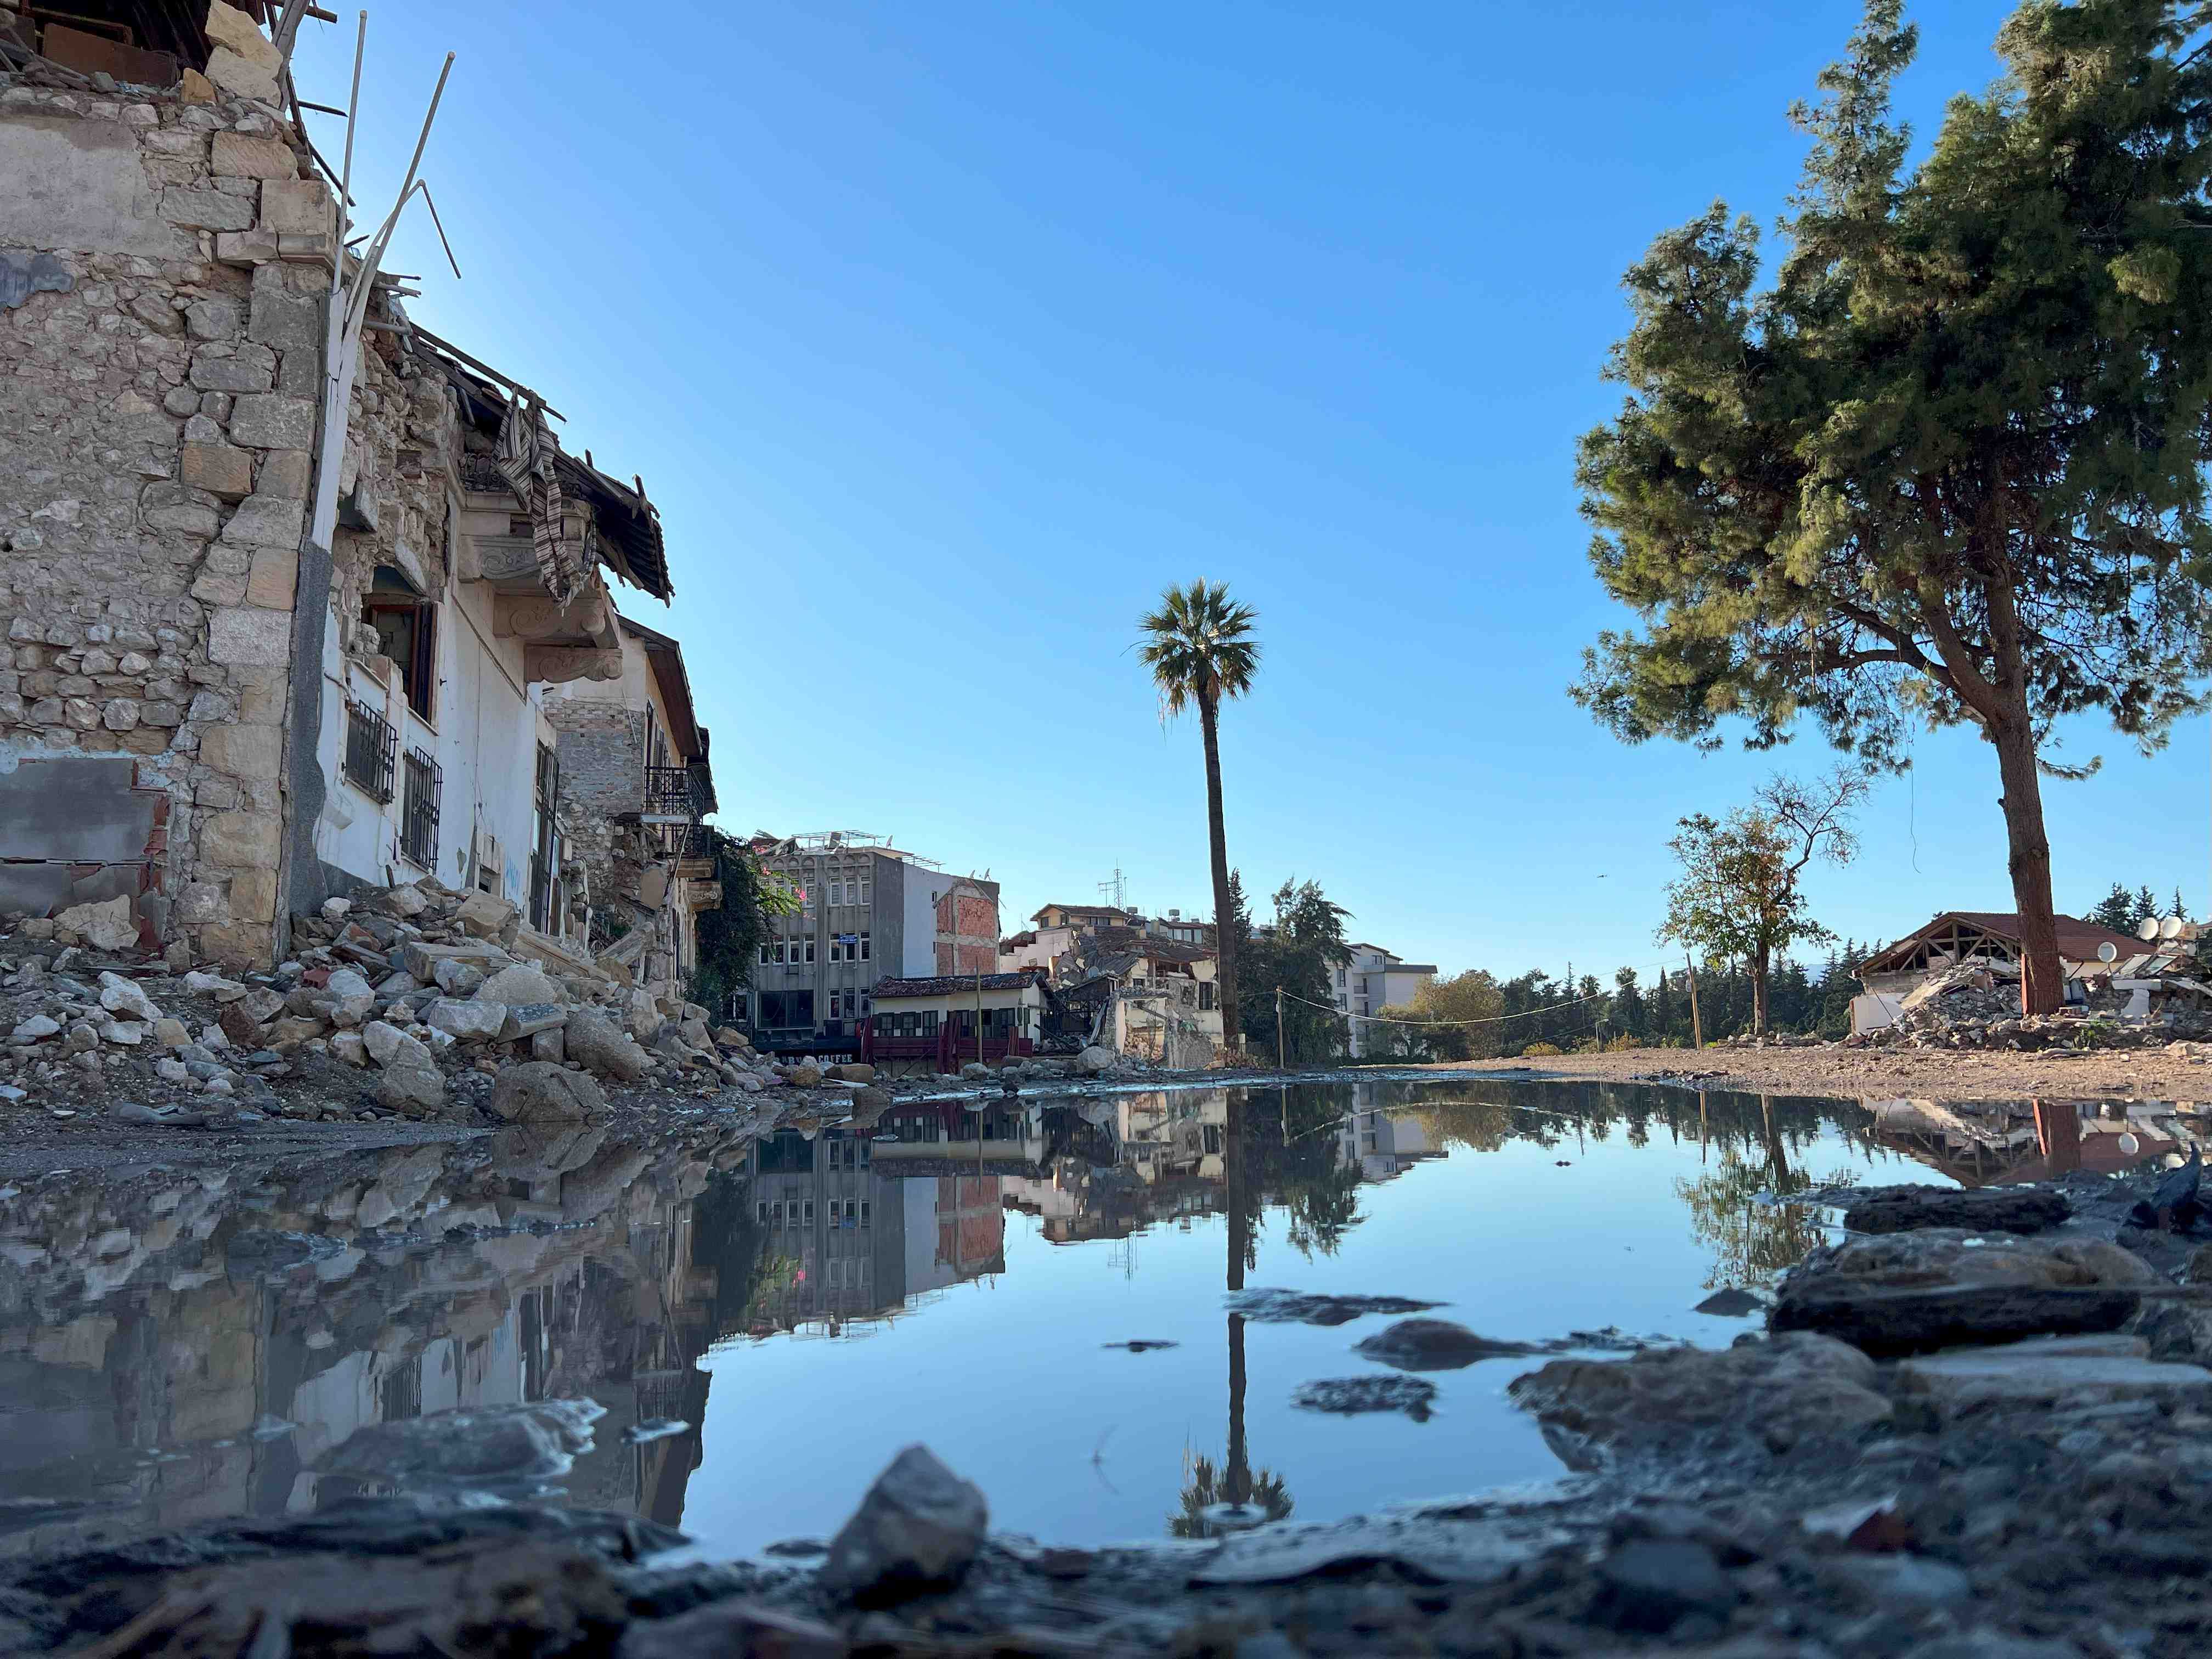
[343,701,396,803]
[643,764,709,821]
[654,821,716,862]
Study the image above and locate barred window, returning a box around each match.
[399,747,440,870]
[342,701,396,803]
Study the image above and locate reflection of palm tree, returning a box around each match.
[1169,1451,1294,1537]
[1171,1093,1295,1536]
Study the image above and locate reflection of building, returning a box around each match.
[1334,1084,1446,1180]
[0,1128,743,1557]
[737,1127,1009,1336]
[1860,1096,2199,1186]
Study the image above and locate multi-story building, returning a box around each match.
[1334,944,1438,1058]
[0,5,720,991]
[741,832,1000,1053]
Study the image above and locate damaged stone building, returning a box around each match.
[0,0,721,1001]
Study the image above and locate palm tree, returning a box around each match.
[1137,580,1259,1053]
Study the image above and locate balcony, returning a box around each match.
[644,765,712,822]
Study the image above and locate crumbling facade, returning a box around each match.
[0,1,718,1000]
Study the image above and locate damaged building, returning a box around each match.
[0,1,721,1002]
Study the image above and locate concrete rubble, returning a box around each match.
[0,873,891,1132]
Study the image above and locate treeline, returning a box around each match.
[1369,939,1887,1060]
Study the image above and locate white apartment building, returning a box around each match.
[1333,943,1438,1058]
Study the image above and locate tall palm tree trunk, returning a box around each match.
[1200,691,1241,1052]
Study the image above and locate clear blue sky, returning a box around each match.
[296,0,2208,985]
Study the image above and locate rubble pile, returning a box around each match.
[0,875,890,1131]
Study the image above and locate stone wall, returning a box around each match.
[0,65,333,966]
[544,698,648,942]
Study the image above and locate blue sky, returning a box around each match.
[295,1,2208,984]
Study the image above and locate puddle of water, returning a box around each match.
[0,1079,2186,1560]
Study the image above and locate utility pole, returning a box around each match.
[1684,955,1705,1049]
[1275,985,1286,1071]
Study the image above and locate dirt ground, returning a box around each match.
[1431,1041,2212,1103]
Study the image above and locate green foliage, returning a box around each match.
[1658,769,1864,1034]
[1521,1041,1564,1058]
[2088,881,2190,932]
[1574,0,2212,1000]
[1236,876,1353,1066]
[689,831,803,1018]
[1136,580,1261,718]
[1364,970,1506,1062]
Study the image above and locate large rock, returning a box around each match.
[489,1062,606,1124]
[1508,1331,1891,1467]
[454,891,520,940]
[1352,1318,1542,1372]
[476,963,558,1007]
[1771,1229,2157,1357]
[501,1002,567,1040]
[398,938,510,984]
[54,895,137,951]
[97,971,161,1022]
[217,1001,265,1047]
[565,1008,651,1082]
[1840,1184,2071,1237]
[828,1062,876,1084]
[819,1444,988,1603]
[362,1019,433,1071]
[1893,1334,2212,1417]
[1078,1045,1115,1074]
[376,1061,445,1115]
[323,967,377,1023]
[424,998,507,1041]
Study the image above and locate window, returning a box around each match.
[398,746,439,869]
[859,878,871,906]
[803,1201,815,1224]
[361,566,437,721]
[759,943,771,966]
[829,879,843,907]
[859,932,870,962]
[804,937,817,964]
[342,700,396,803]
[757,1202,769,1223]
[860,1200,871,1227]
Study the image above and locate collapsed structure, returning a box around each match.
[0,1,721,1006]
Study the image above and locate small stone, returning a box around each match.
[98,970,160,1022]
[100,1020,145,1046]
[819,1444,988,1604]
[153,1018,189,1048]
[9,1015,60,1043]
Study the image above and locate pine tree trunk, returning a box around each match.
[1200,691,1241,1052]
[1992,710,2064,1015]
[1751,946,1770,1037]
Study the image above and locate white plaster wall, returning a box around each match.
[314,577,549,904]
[902,869,953,978]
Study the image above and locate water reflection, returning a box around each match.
[2,1079,2201,1558]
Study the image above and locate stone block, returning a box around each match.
[184,297,242,340]
[244,546,296,609]
[219,493,303,548]
[259,177,332,238]
[189,341,276,393]
[207,606,291,665]
[102,699,139,731]
[256,449,310,500]
[204,3,282,72]
[215,229,279,267]
[180,443,253,500]
[227,392,313,450]
[247,279,319,351]
[179,68,216,104]
[162,188,256,232]
[199,809,280,867]
[229,867,277,922]
[454,891,520,939]
[201,920,272,968]
[201,722,281,781]
[212,133,296,180]
[141,482,221,538]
